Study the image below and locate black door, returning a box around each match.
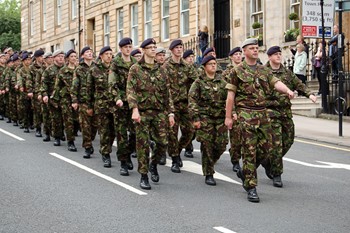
[214,0,230,58]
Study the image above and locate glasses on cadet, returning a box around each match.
[145,46,157,50]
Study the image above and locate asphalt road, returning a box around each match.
[1,120,350,233]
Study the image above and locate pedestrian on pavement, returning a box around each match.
[293,44,307,84]
[225,38,294,203]
[127,38,175,190]
[188,55,228,186]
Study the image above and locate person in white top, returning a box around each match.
[293,44,307,84]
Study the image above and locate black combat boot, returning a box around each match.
[178,155,183,167]
[43,134,50,142]
[6,118,11,123]
[126,157,133,170]
[247,188,260,203]
[140,174,151,190]
[205,175,216,186]
[273,175,283,188]
[68,141,77,152]
[232,162,241,173]
[53,138,61,146]
[159,154,166,165]
[60,135,66,141]
[184,149,194,158]
[131,151,137,158]
[35,127,42,137]
[120,161,129,176]
[102,154,111,168]
[13,121,18,126]
[149,163,159,182]
[23,128,30,133]
[171,156,181,173]
[83,147,93,159]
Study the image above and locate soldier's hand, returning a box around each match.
[132,108,141,123]
[225,117,233,130]
[43,96,49,103]
[5,88,9,92]
[72,103,79,110]
[309,94,317,103]
[15,85,18,90]
[38,95,42,101]
[193,121,201,129]
[28,93,33,98]
[87,108,94,116]
[169,116,175,127]
[19,87,24,92]
[287,89,295,99]
[233,113,238,121]
[116,100,123,107]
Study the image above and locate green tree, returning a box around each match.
[0,0,21,52]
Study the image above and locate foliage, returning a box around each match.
[0,0,21,51]
[289,12,298,21]
[252,22,262,29]
[284,28,300,42]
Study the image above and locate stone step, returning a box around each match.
[291,96,322,117]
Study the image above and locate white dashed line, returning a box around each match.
[213,226,237,233]
[0,128,25,141]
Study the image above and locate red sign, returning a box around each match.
[302,26,317,37]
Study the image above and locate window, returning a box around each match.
[72,0,78,20]
[117,9,124,43]
[57,0,62,25]
[30,1,34,36]
[42,0,47,31]
[104,13,110,46]
[250,0,263,37]
[290,0,300,29]
[131,4,139,45]
[161,0,169,41]
[144,0,152,39]
[180,0,189,36]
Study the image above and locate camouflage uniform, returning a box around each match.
[40,63,51,137]
[109,54,137,162]
[225,61,279,190]
[265,62,313,177]
[17,65,32,129]
[71,60,98,149]
[41,63,64,139]
[127,61,174,175]
[5,65,18,123]
[188,73,228,176]
[162,57,197,160]
[0,65,6,118]
[222,64,241,165]
[28,61,44,131]
[52,65,76,142]
[2,66,11,120]
[86,60,115,156]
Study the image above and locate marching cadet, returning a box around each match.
[127,38,175,190]
[155,47,166,65]
[131,49,142,62]
[86,46,121,168]
[17,53,33,133]
[188,55,228,186]
[52,49,78,152]
[222,47,243,172]
[28,49,45,137]
[42,50,65,146]
[0,54,7,120]
[265,46,316,187]
[71,46,98,158]
[5,54,20,126]
[109,37,137,176]
[163,39,197,173]
[225,38,294,203]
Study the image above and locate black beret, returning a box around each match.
[183,49,194,59]
[169,39,183,50]
[267,46,282,56]
[21,53,30,60]
[202,47,214,57]
[80,46,92,56]
[11,54,19,62]
[201,55,216,66]
[228,47,242,56]
[119,37,133,47]
[131,49,141,56]
[99,46,112,56]
[34,49,45,57]
[140,38,156,48]
[65,49,76,58]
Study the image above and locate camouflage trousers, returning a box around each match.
[49,103,64,138]
[18,94,32,128]
[135,110,168,175]
[4,92,10,118]
[32,95,42,129]
[9,90,18,122]
[196,119,228,176]
[79,104,98,149]
[168,108,194,157]
[237,108,273,190]
[42,103,51,135]
[270,116,295,176]
[229,120,241,164]
[0,93,5,116]
[113,106,136,162]
[61,100,75,142]
[96,112,115,155]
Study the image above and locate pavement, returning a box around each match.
[293,114,350,147]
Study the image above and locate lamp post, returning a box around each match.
[320,0,328,113]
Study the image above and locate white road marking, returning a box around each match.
[284,158,350,170]
[213,226,237,233]
[294,138,350,152]
[49,152,147,196]
[0,128,25,141]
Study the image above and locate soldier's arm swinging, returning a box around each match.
[274,81,294,99]
[225,90,235,130]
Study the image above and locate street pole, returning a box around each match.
[320,0,328,113]
[337,0,344,136]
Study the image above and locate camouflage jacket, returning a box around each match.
[225,60,280,109]
[5,66,17,91]
[127,61,174,114]
[86,60,114,114]
[71,61,94,104]
[0,65,5,90]
[162,57,198,109]
[17,65,32,93]
[109,54,137,103]
[52,65,75,102]
[188,72,227,122]
[28,61,45,94]
[41,63,63,97]
[265,62,312,118]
